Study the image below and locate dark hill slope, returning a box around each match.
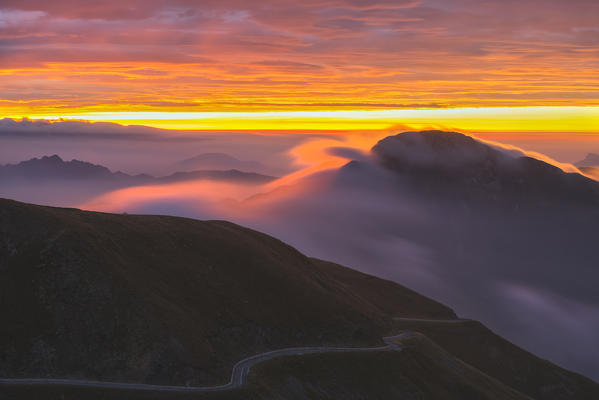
[0,334,536,400]
[395,319,599,400]
[246,333,534,400]
[0,198,453,386]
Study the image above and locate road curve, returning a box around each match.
[0,335,404,393]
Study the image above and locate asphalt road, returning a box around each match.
[0,316,468,393]
[0,335,404,393]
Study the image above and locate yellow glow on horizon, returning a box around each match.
[8,106,599,132]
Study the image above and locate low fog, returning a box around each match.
[0,118,310,176]
[2,120,599,381]
[236,133,599,380]
[237,166,599,380]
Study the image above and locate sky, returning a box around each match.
[1,0,598,133]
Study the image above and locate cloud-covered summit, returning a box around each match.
[371,130,517,172]
[365,131,599,191]
[232,131,599,380]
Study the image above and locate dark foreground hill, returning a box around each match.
[0,198,452,385]
[0,198,598,399]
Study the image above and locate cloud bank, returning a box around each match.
[1,121,598,379]
[58,131,599,381]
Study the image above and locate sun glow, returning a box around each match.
[13,106,599,132]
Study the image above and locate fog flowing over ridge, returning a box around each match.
[0,118,305,176]
[236,132,599,381]
[62,130,599,382]
[1,127,598,381]
[0,154,276,208]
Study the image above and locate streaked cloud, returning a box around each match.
[0,0,597,117]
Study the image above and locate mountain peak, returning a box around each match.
[0,154,115,180]
[176,152,268,174]
[40,154,63,163]
[371,130,509,174]
[185,152,239,160]
[576,152,599,167]
[366,131,599,203]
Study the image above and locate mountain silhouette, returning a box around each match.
[177,152,269,174]
[0,155,275,185]
[368,130,599,202]
[576,152,599,167]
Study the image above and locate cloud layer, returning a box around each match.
[2,124,599,379]
[42,130,597,381]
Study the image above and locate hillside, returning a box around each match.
[0,198,452,386]
[0,334,539,400]
[1,198,598,399]
[394,319,599,400]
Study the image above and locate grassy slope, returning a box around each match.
[0,334,533,400]
[245,333,534,400]
[1,198,598,399]
[394,320,599,400]
[0,198,452,386]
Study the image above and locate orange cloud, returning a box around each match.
[1,1,598,117]
[79,179,267,215]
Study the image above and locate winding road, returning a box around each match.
[0,335,405,393]
[0,317,465,393]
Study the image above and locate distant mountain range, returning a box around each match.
[0,155,275,185]
[576,152,599,167]
[0,198,597,400]
[176,152,270,174]
[0,155,276,207]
